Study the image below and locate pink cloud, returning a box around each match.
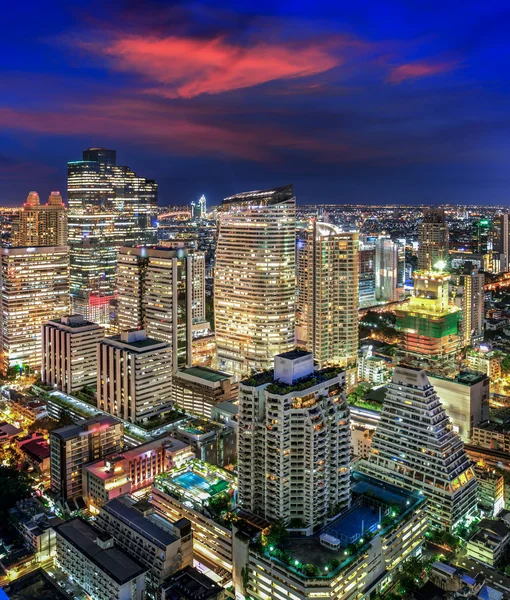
[78,34,346,98]
[388,60,459,83]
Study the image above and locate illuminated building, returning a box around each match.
[67,147,157,323]
[418,208,449,270]
[97,330,173,424]
[116,246,206,371]
[0,246,70,375]
[452,263,485,346]
[472,218,493,271]
[358,236,376,307]
[296,223,359,367]
[171,366,235,419]
[14,190,67,246]
[492,213,509,273]
[395,269,460,362]
[214,185,296,376]
[238,351,350,532]
[83,437,193,510]
[50,414,123,500]
[359,365,478,530]
[375,237,405,302]
[41,314,104,394]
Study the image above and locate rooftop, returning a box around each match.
[105,334,168,351]
[429,370,488,386]
[55,518,146,585]
[162,565,223,599]
[51,414,121,441]
[221,184,293,206]
[277,349,312,361]
[177,366,231,383]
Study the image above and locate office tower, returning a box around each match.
[198,194,207,218]
[472,218,493,271]
[54,518,147,600]
[50,415,123,500]
[238,351,350,532]
[395,270,460,363]
[14,190,68,247]
[492,213,509,273]
[429,371,489,442]
[296,222,359,367]
[68,147,157,323]
[96,496,193,593]
[374,237,405,302]
[358,236,376,307]
[116,246,205,370]
[417,208,449,271]
[359,366,477,530]
[172,366,235,419]
[41,315,105,394]
[214,185,296,376]
[97,330,173,424]
[451,263,485,346]
[0,246,70,375]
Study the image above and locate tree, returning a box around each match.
[264,519,288,548]
[0,466,32,517]
[502,355,510,375]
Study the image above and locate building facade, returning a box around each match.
[214,185,296,376]
[41,314,104,393]
[359,366,477,530]
[13,190,68,247]
[0,246,70,375]
[296,222,359,367]
[375,237,404,302]
[97,330,173,424]
[417,208,449,271]
[238,351,350,533]
[68,147,157,323]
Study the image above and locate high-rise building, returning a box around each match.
[238,351,350,533]
[359,365,478,530]
[41,314,105,394]
[296,222,359,367]
[395,269,460,363]
[50,415,123,500]
[214,185,296,376]
[97,330,173,424]
[374,237,405,302]
[67,148,157,323]
[13,191,68,247]
[417,209,449,271]
[492,213,509,273]
[451,263,485,346]
[358,236,376,307]
[116,246,206,370]
[0,246,70,375]
[472,218,493,271]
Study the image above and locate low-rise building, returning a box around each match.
[472,422,510,453]
[475,463,505,516]
[171,367,235,419]
[19,437,50,473]
[161,566,225,600]
[467,349,503,380]
[96,496,193,595]
[429,561,482,593]
[358,347,388,385]
[172,418,236,468]
[55,517,147,600]
[466,519,510,566]
[350,424,375,460]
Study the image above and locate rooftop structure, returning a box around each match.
[161,566,225,600]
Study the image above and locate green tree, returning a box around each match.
[502,355,510,375]
[0,466,32,517]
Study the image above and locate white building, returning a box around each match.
[238,350,350,533]
[41,314,104,394]
[359,365,478,530]
[97,330,173,424]
[358,347,388,385]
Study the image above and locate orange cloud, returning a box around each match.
[388,60,459,83]
[80,34,344,98]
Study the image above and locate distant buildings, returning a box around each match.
[472,218,493,271]
[41,314,104,394]
[238,351,350,532]
[296,222,359,367]
[97,330,173,424]
[492,212,510,273]
[417,208,449,270]
[116,245,206,370]
[359,365,477,530]
[214,185,296,376]
[0,246,70,375]
[50,415,123,501]
[68,147,157,323]
[13,190,67,247]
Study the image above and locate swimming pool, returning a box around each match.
[173,471,211,492]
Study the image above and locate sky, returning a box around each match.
[1,0,510,206]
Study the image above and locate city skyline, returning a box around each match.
[2,1,510,206]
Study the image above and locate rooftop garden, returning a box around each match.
[137,409,185,431]
[265,367,343,396]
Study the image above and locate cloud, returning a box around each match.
[388,60,459,83]
[76,33,357,98]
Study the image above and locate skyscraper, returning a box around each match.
[238,351,350,532]
[417,209,449,271]
[492,213,509,273]
[296,222,359,367]
[0,246,70,375]
[452,263,485,347]
[67,148,157,323]
[472,218,493,271]
[214,185,296,376]
[116,246,206,371]
[359,365,477,530]
[374,237,405,302]
[14,191,68,247]
[358,236,376,307]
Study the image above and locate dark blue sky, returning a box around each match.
[1,0,510,206]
